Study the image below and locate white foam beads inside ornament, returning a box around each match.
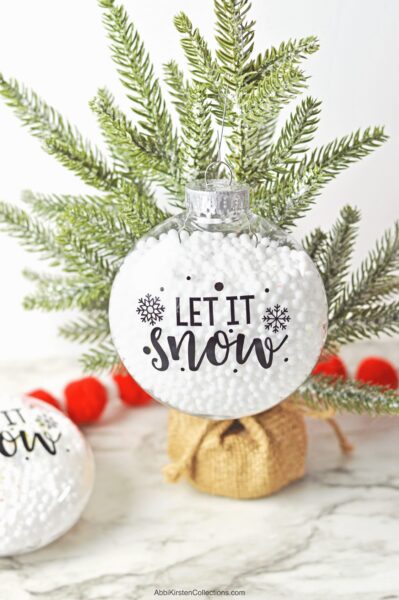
[110,179,328,419]
[0,396,95,556]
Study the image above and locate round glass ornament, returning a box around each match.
[0,396,95,556]
[109,179,328,419]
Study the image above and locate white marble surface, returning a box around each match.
[0,343,398,600]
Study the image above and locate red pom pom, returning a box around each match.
[112,371,152,407]
[27,389,61,410]
[312,355,347,380]
[355,357,398,389]
[65,377,108,424]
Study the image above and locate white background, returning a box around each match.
[0,0,397,361]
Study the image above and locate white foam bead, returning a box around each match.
[179,230,190,241]
[135,238,146,250]
[167,227,179,240]
[147,236,158,247]
[238,233,251,245]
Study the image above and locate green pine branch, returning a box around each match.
[243,65,307,127]
[99,0,175,156]
[245,36,319,85]
[81,341,119,372]
[327,301,399,349]
[255,126,387,228]
[55,224,119,281]
[302,227,328,263]
[301,375,399,415]
[90,87,157,168]
[214,0,255,88]
[22,191,109,220]
[179,83,218,180]
[23,186,165,243]
[44,136,117,192]
[173,12,228,122]
[241,39,319,169]
[163,61,190,120]
[318,205,361,307]
[59,312,110,344]
[90,88,183,199]
[60,202,135,260]
[0,74,118,192]
[23,270,109,312]
[0,201,61,263]
[127,196,168,238]
[327,222,399,349]
[264,96,322,173]
[174,12,217,82]
[229,63,307,179]
[334,222,399,310]
[308,126,388,178]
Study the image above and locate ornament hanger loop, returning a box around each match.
[204,89,233,187]
[204,160,233,187]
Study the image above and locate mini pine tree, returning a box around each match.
[0,0,397,413]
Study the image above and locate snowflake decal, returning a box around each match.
[35,414,58,430]
[262,304,291,333]
[137,293,165,326]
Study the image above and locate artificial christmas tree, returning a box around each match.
[0,0,397,417]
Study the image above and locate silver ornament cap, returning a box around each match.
[185,178,249,218]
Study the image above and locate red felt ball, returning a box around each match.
[65,377,108,424]
[112,371,152,407]
[355,357,398,389]
[27,389,62,410]
[312,354,347,380]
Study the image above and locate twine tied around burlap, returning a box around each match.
[163,396,352,499]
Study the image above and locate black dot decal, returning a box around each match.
[143,346,151,355]
[215,282,224,292]
[233,368,238,373]
[284,358,289,362]
[25,456,29,461]
[265,288,270,293]
[186,276,191,281]
[229,329,233,333]
[160,287,164,291]
[181,367,185,372]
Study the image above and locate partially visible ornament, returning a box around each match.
[0,396,95,556]
[110,178,328,419]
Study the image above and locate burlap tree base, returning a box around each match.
[164,402,307,499]
[164,399,352,499]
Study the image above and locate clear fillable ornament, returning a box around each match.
[109,179,328,419]
[0,396,94,556]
